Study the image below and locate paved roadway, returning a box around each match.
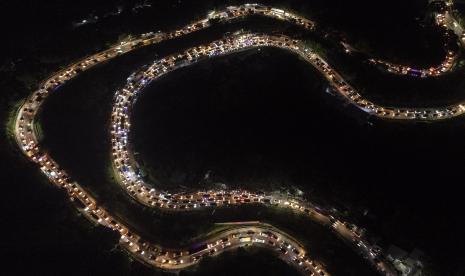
[367,0,463,77]
[13,1,464,275]
[111,33,399,275]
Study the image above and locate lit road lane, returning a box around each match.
[10,35,335,276]
[13,32,461,276]
[111,33,465,217]
[122,224,328,275]
[113,33,464,275]
[366,0,465,78]
[14,2,465,274]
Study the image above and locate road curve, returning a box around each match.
[13,1,464,275]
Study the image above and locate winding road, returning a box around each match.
[13,0,464,275]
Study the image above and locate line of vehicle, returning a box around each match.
[13,1,463,275]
